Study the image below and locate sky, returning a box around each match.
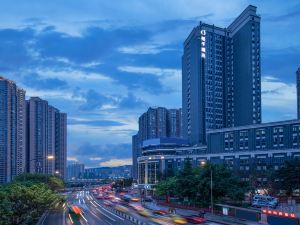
[0,0,299,168]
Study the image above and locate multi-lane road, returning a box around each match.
[41,189,222,225]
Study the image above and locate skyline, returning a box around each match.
[0,0,300,168]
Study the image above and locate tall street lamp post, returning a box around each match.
[25,155,55,183]
[200,160,213,214]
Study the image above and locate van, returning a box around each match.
[252,195,278,208]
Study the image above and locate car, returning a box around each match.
[67,204,83,223]
[96,194,104,199]
[103,200,113,206]
[153,210,169,216]
[150,215,174,225]
[144,197,153,202]
[114,204,129,212]
[169,215,188,224]
[184,215,206,224]
[252,195,278,208]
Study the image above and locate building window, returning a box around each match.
[224,132,234,151]
[273,126,284,148]
[256,129,266,149]
[239,130,249,150]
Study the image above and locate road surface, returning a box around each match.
[42,189,222,225]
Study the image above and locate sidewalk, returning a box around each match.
[144,202,263,225]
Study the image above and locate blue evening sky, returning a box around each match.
[0,0,299,167]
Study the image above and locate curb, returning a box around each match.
[206,218,244,225]
[36,211,49,225]
[103,204,148,225]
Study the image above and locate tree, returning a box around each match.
[13,173,65,191]
[112,178,133,189]
[175,158,198,203]
[0,174,65,225]
[196,163,249,205]
[155,176,177,198]
[155,161,250,207]
[272,158,300,197]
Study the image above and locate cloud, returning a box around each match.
[261,76,297,121]
[23,73,67,90]
[89,157,103,161]
[99,158,132,167]
[0,28,34,70]
[78,89,115,111]
[68,118,125,126]
[34,26,152,64]
[67,156,78,162]
[118,66,181,92]
[0,0,299,167]
[67,143,132,167]
[117,92,146,109]
[264,3,300,22]
[118,43,174,55]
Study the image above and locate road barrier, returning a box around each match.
[102,203,148,225]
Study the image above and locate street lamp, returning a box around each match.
[200,160,213,214]
[24,155,55,182]
[47,155,55,160]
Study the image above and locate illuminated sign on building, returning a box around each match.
[201,30,206,58]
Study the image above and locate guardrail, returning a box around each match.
[102,204,149,225]
[90,193,149,225]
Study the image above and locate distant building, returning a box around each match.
[182,5,261,145]
[0,77,26,183]
[132,133,141,180]
[297,68,300,119]
[26,97,67,179]
[137,5,300,190]
[67,163,85,180]
[27,97,50,174]
[84,165,132,179]
[167,109,182,137]
[138,138,189,184]
[138,120,300,185]
[132,107,182,180]
[55,112,67,180]
[0,76,67,183]
[47,106,58,175]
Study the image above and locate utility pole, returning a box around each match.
[210,168,213,214]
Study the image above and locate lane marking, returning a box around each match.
[90,210,100,219]
[63,207,66,225]
[90,201,97,207]
[95,208,116,221]
[104,220,113,225]
[80,212,88,222]
[93,202,124,221]
[68,214,74,224]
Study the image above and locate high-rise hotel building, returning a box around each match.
[182,5,261,145]
[0,77,26,183]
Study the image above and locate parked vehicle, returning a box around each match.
[184,215,206,224]
[252,195,278,208]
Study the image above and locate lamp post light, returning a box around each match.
[47,155,54,160]
[200,160,213,214]
[25,155,55,183]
